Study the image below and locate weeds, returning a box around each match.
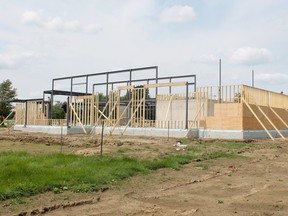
[0,140,242,201]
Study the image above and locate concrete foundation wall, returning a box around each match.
[14,124,288,140]
[198,129,244,139]
[14,125,93,135]
[243,130,288,139]
[198,129,288,139]
[91,127,193,138]
[14,125,68,135]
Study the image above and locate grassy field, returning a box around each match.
[0,139,243,201]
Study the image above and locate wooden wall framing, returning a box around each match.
[15,101,49,126]
[14,82,288,140]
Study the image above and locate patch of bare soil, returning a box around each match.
[40,142,287,216]
[0,129,287,215]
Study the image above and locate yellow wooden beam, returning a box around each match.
[144,82,187,88]
[94,106,108,120]
[118,85,134,90]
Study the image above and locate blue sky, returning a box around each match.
[1,0,288,98]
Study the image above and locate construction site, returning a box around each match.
[2,66,287,140]
[1,66,288,215]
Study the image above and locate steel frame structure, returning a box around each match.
[45,66,197,122]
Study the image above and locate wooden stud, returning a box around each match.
[142,88,146,128]
[117,91,120,127]
[110,99,133,133]
[70,98,73,126]
[69,103,87,134]
[122,97,146,135]
[107,92,120,123]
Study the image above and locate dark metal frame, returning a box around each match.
[44,66,197,129]
[45,66,159,118]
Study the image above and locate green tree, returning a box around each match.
[0,79,17,119]
[98,93,106,101]
[52,102,66,119]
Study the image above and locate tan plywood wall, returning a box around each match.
[242,105,288,130]
[204,103,243,130]
[203,103,288,131]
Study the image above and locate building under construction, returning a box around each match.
[7,66,288,140]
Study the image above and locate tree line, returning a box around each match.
[0,79,17,122]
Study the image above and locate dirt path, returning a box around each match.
[42,143,288,215]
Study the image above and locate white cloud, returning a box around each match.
[197,54,219,64]
[22,10,102,33]
[83,24,103,33]
[160,5,196,23]
[230,47,271,65]
[256,73,288,84]
[22,10,43,26]
[0,45,43,69]
[46,17,65,30]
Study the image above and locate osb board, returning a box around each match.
[242,104,288,130]
[213,103,242,117]
[204,103,288,130]
[270,108,288,122]
[198,103,243,130]
[205,116,243,130]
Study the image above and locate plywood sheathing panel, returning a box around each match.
[243,104,287,130]
[204,103,243,130]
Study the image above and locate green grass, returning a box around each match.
[0,146,241,201]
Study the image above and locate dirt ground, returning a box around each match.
[0,128,287,216]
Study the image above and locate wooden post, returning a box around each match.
[100,120,104,156]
